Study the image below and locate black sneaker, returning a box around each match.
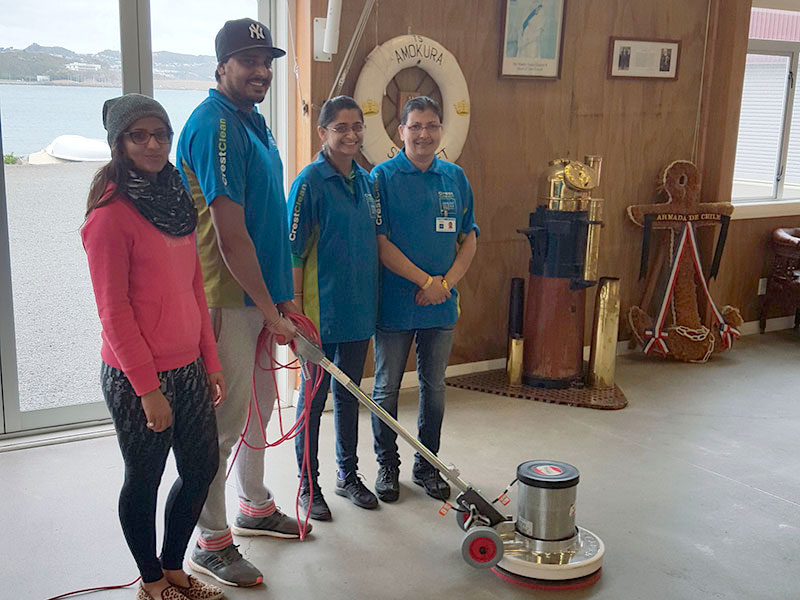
[300,482,332,521]
[412,464,451,500]
[375,465,400,503]
[335,472,378,509]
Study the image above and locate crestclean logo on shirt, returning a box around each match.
[289,183,306,241]
[438,191,456,213]
[365,193,382,226]
[372,176,383,226]
[218,118,228,186]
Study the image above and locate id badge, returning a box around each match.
[436,217,457,232]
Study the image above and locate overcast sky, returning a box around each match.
[0,0,258,55]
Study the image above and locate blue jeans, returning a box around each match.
[295,339,370,483]
[371,326,455,469]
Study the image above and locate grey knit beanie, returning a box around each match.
[102,93,171,147]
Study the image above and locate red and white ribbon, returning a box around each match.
[643,222,739,356]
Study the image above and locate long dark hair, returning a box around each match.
[85,139,132,217]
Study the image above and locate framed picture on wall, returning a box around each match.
[501,0,566,78]
[608,38,681,79]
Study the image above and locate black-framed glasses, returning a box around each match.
[404,123,442,133]
[325,123,365,134]
[124,129,173,145]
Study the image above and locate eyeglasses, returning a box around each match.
[324,123,365,134]
[403,123,442,133]
[124,129,173,145]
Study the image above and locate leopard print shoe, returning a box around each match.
[136,583,189,600]
[172,575,224,600]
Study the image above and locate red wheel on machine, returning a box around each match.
[469,537,497,563]
[461,526,503,568]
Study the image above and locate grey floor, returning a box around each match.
[2,331,799,600]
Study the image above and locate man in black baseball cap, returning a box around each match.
[210,18,286,110]
[177,16,304,589]
[215,17,286,63]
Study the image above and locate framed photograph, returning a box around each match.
[608,38,681,79]
[501,0,567,78]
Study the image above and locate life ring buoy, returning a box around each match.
[353,34,470,165]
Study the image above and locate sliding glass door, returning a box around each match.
[0,0,279,434]
[0,1,124,432]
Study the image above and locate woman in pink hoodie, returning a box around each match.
[82,94,225,600]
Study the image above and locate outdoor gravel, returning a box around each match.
[6,161,105,412]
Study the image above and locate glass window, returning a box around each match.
[733,7,800,204]
[732,53,790,200]
[781,70,800,195]
[0,1,122,416]
[149,0,261,147]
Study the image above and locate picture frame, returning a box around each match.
[608,37,681,80]
[501,0,567,79]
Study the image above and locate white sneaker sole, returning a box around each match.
[231,524,303,538]
[187,558,263,588]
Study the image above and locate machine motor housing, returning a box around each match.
[516,460,580,541]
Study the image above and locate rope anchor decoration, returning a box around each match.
[627,160,741,363]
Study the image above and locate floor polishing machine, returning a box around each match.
[293,331,605,589]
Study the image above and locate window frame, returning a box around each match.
[0,0,292,434]
[733,39,800,219]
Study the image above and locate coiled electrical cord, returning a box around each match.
[47,313,324,599]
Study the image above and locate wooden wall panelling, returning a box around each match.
[294,0,313,178]
[713,216,800,322]
[294,0,764,365]
[696,0,752,204]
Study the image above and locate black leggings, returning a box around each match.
[101,359,219,583]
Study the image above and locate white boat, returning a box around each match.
[44,135,111,162]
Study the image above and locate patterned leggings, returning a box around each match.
[101,359,219,582]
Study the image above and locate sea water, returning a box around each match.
[0,84,210,156]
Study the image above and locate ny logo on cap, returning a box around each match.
[249,23,265,40]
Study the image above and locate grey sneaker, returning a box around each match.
[232,508,310,538]
[188,543,263,587]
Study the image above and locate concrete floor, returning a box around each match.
[1,331,799,599]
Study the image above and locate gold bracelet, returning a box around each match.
[441,278,449,290]
[421,275,433,290]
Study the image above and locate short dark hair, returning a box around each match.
[318,95,363,128]
[400,96,442,125]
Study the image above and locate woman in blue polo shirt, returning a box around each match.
[288,96,380,520]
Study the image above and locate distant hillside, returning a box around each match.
[153,51,217,82]
[0,50,73,81]
[24,43,79,59]
[0,44,216,85]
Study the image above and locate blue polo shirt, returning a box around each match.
[288,153,379,343]
[372,150,479,330]
[176,88,293,308]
